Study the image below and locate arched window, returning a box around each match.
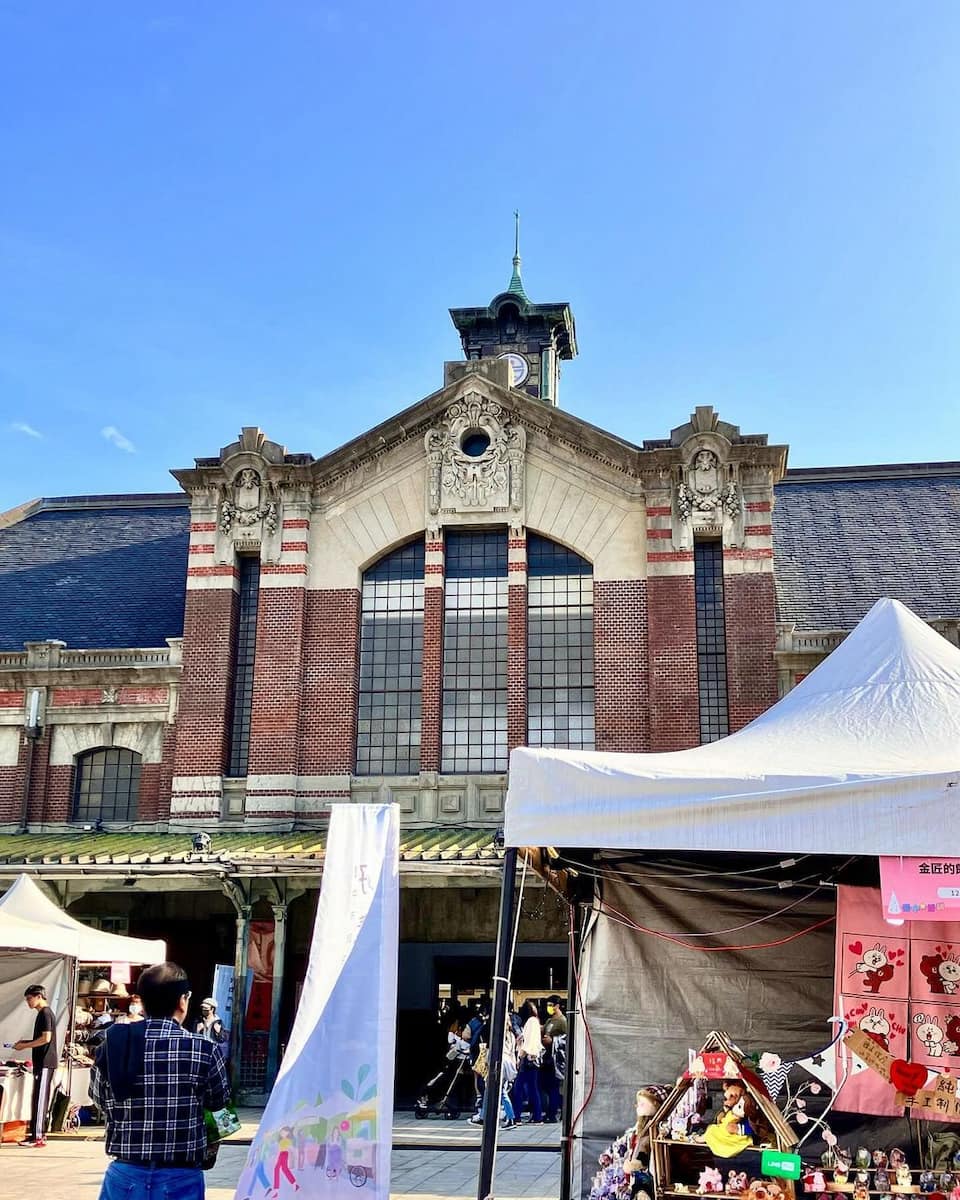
[72,748,142,823]
[527,534,595,750]
[356,539,425,776]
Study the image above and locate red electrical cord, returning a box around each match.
[599,899,835,952]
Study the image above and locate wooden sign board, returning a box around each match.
[896,1072,960,1118]
[843,1029,895,1079]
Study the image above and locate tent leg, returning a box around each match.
[559,901,583,1200]
[477,846,518,1200]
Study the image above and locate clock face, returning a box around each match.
[498,352,529,387]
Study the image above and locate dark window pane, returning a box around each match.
[356,539,425,776]
[72,748,141,823]
[226,554,261,777]
[527,536,595,751]
[694,540,729,743]
[441,530,508,772]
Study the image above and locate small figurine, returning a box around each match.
[875,1154,891,1170]
[856,1149,873,1170]
[896,1165,913,1190]
[875,1168,891,1193]
[728,1172,748,1195]
[941,1174,955,1194]
[834,1151,852,1187]
[856,1171,871,1189]
[919,1172,936,1194]
[812,1172,826,1193]
[854,1186,870,1200]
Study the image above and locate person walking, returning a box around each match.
[540,994,567,1122]
[512,1000,544,1123]
[194,997,228,1044]
[14,983,58,1147]
[91,961,230,1200]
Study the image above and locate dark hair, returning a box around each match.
[519,999,539,1022]
[137,962,191,1019]
[23,984,46,999]
[547,994,562,1005]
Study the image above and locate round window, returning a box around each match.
[461,429,491,458]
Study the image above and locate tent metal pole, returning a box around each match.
[477,845,518,1200]
[559,900,583,1200]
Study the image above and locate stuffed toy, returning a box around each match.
[698,1167,724,1194]
[896,1165,913,1189]
[727,1172,748,1195]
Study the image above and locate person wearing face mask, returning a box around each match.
[194,998,228,1045]
[539,996,567,1123]
[127,995,144,1022]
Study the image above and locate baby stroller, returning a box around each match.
[414,1047,472,1120]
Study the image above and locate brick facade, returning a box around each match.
[248,586,306,779]
[723,570,779,731]
[647,575,701,751]
[172,587,237,784]
[594,579,650,753]
[420,586,444,774]
[298,589,361,777]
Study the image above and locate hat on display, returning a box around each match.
[77,978,91,996]
[110,982,129,998]
[91,978,112,995]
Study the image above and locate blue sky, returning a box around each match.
[1,2,958,509]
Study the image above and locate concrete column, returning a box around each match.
[266,902,288,1086]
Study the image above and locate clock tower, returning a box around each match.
[448,216,578,406]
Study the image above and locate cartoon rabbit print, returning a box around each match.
[854,944,894,994]
[915,1013,946,1057]
[939,956,960,995]
[859,1008,891,1052]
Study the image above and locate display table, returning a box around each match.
[0,1065,32,1129]
[56,1063,92,1107]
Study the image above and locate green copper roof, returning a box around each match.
[0,828,502,871]
[505,210,529,302]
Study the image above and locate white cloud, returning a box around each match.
[101,425,136,453]
[10,421,42,439]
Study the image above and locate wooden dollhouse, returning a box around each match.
[649,1031,799,1200]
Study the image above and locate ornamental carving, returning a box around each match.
[424,395,525,517]
[673,443,743,547]
[218,468,278,538]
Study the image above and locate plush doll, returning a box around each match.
[812,1171,826,1192]
[698,1167,724,1193]
[704,1093,753,1158]
[919,1172,936,1194]
[896,1165,913,1189]
[728,1171,748,1194]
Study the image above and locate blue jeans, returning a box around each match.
[513,1059,543,1122]
[99,1160,205,1200]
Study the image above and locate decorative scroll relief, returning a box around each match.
[673,442,743,548]
[424,395,526,518]
[218,469,279,538]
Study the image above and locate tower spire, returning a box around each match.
[506,209,529,302]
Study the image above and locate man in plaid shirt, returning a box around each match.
[91,961,230,1200]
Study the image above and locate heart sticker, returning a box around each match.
[890,1059,928,1096]
[849,941,863,956]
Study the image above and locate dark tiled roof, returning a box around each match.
[0,498,189,651]
[774,472,960,630]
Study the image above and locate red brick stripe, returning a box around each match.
[646,528,673,539]
[0,691,23,707]
[187,565,239,577]
[261,563,307,574]
[282,518,310,529]
[724,548,774,560]
[645,506,672,517]
[52,688,103,706]
[744,525,773,537]
[189,544,215,554]
[648,550,695,562]
[280,541,309,552]
[746,501,772,513]
[190,521,217,532]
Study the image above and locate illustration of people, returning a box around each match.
[239,1147,273,1198]
[325,1126,344,1179]
[273,1125,301,1193]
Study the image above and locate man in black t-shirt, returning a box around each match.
[14,984,58,1147]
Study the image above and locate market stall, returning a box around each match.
[0,875,165,1137]
[498,598,960,1200]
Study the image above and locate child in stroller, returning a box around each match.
[414,1016,473,1120]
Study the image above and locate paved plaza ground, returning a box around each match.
[0,1113,561,1199]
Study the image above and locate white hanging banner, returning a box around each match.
[235,804,400,1200]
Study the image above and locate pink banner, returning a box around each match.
[880,856,960,922]
[835,886,960,1121]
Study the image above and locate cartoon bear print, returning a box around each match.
[920,950,960,996]
[859,1008,891,1052]
[945,1014,960,1056]
[914,1013,946,1058]
[854,943,895,994]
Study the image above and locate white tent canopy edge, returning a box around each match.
[504,598,960,856]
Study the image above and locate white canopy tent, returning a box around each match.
[0,875,165,1060]
[505,597,960,855]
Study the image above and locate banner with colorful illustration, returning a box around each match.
[835,885,960,1120]
[880,856,960,922]
[234,805,400,1200]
